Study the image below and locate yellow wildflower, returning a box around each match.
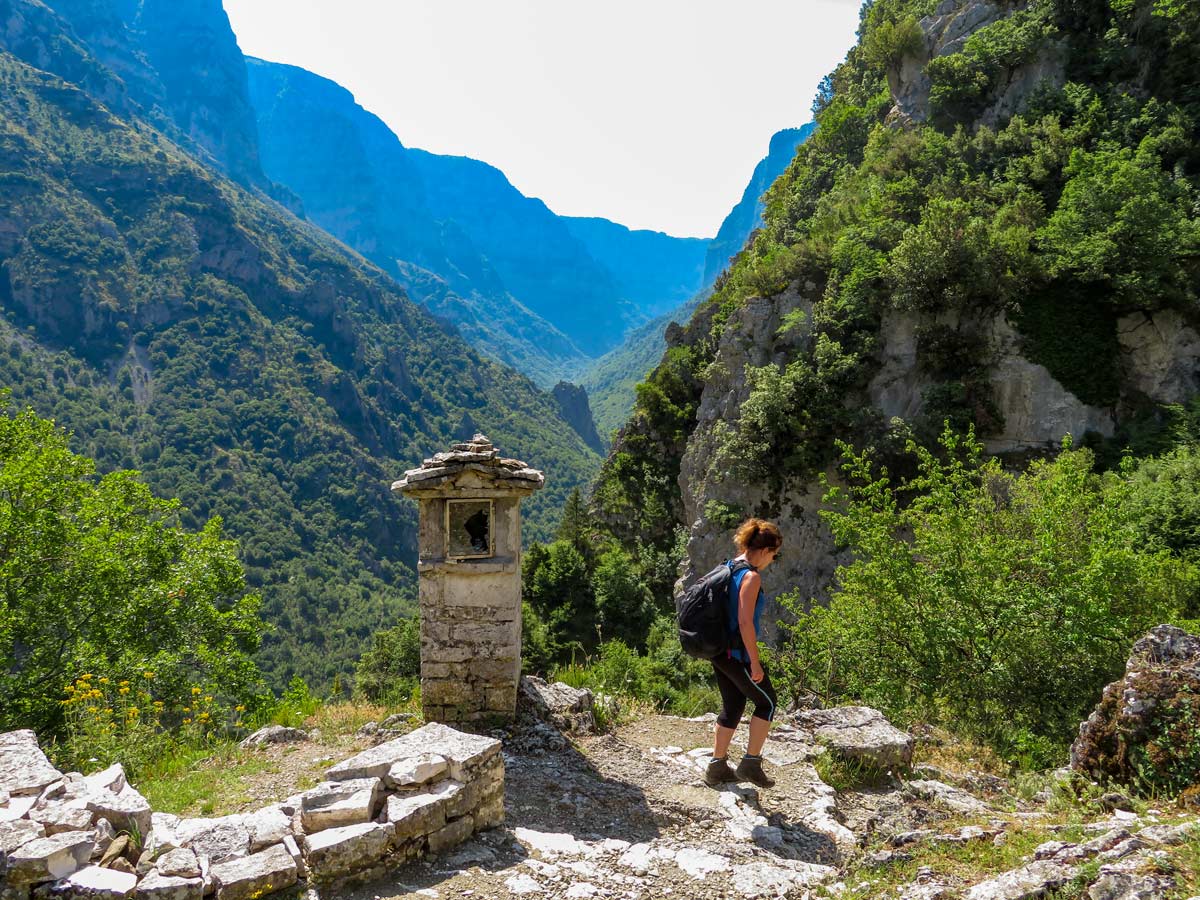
[99,677,109,684]
[104,708,113,715]
[143,671,155,679]
[191,687,202,696]
[119,680,130,687]
[182,718,191,724]
[119,687,130,695]
[86,706,98,713]
[182,706,191,713]
[204,696,213,703]
[235,705,246,713]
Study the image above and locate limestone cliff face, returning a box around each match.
[887,0,1067,128]
[666,0,1200,629]
[552,382,605,455]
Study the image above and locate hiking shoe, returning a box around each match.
[736,755,775,789]
[704,757,738,787]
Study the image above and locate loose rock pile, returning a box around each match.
[0,722,502,900]
[1072,624,1200,791]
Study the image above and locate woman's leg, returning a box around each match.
[711,660,747,757]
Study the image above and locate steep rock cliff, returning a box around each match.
[600,0,1200,628]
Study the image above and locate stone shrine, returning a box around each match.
[393,435,544,724]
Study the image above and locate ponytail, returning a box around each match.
[733,517,782,553]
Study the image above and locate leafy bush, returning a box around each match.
[779,427,1192,763]
[354,618,420,705]
[0,402,266,736]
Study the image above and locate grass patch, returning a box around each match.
[134,742,278,816]
[813,749,898,791]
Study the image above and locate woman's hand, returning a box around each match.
[750,660,764,683]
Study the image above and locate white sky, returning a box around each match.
[223,0,863,239]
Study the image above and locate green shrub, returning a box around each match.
[780,426,1191,760]
[354,618,420,705]
[0,401,266,736]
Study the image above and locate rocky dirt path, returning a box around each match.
[315,709,1200,900]
[336,714,849,900]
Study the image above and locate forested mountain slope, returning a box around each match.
[595,0,1200,613]
[0,0,600,691]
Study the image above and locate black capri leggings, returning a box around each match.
[711,654,777,728]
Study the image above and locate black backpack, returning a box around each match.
[674,559,751,659]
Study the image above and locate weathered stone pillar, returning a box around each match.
[393,435,544,724]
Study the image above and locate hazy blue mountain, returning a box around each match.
[406,149,639,357]
[561,217,709,319]
[702,123,817,286]
[245,59,587,386]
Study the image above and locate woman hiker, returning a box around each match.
[705,518,782,789]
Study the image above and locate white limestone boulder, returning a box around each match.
[131,871,203,900]
[325,722,499,783]
[905,779,990,815]
[794,706,914,770]
[155,848,201,879]
[964,861,1078,900]
[0,731,62,798]
[240,807,290,852]
[208,844,296,900]
[0,819,45,853]
[79,784,151,840]
[29,804,94,835]
[175,816,251,865]
[301,821,394,878]
[82,766,126,796]
[299,779,382,834]
[384,791,447,839]
[237,727,309,751]
[48,864,138,898]
[5,831,93,884]
[384,753,448,790]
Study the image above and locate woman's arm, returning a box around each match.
[738,571,764,682]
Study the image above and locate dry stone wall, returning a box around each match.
[0,722,502,900]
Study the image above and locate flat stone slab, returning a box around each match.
[906,779,990,815]
[326,722,499,783]
[0,818,45,853]
[964,860,1078,900]
[795,706,914,769]
[240,807,290,852]
[80,784,152,839]
[56,864,138,897]
[156,848,201,879]
[176,816,251,864]
[0,731,62,797]
[82,765,126,796]
[385,790,448,839]
[238,727,309,750]
[302,822,395,878]
[209,844,297,900]
[299,778,382,834]
[31,803,94,835]
[6,831,93,884]
[131,871,203,900]
[385,753,448,790]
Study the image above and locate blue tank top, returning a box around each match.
[727,561,764,663]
